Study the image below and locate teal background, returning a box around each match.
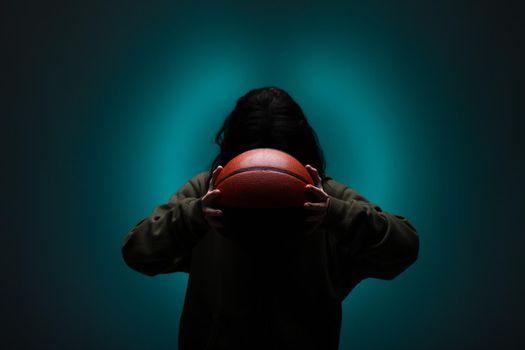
[4,0,523,349]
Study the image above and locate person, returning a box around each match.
[121,87,420,350]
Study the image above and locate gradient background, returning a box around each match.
[4,0,524,349]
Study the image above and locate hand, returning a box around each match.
[303,164,330,231]
[201,165,225,234]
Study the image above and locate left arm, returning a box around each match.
[322,183,420,281]
[304,165,419,300]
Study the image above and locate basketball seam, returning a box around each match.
[215,167,309,187]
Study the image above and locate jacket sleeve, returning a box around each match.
[121,172,210,276]
[322,179,419,296]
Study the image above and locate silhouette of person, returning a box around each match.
[122,86,419,350]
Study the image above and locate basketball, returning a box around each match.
[213,148,315,209]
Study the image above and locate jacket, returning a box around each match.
[121,171,419,350]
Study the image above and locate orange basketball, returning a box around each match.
[213,148,315,209]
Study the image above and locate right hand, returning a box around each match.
[201,165,224,234]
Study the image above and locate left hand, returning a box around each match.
[304,164,330,230]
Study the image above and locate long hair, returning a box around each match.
[208,87,327,182]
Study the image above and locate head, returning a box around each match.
[209,86,327,181]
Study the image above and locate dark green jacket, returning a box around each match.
[121,171,419,350]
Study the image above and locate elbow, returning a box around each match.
[407,223,420,262]
[121,244,162,277]
[121,231,163,277]
[403,226,419,263]
[391,223,420,278]
[368,218,420,281]
[369,247,419,281]
[391,214,420,262]
[373,258,416,280]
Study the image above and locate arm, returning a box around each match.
[322,179,419,296]
[121,172,210,276]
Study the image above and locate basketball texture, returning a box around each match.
[213,148,315,209]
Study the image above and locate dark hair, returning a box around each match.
[208,86,327,182]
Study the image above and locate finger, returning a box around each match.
[209,166,223,190]
[305,164,316,185]
[304,202,328,211]
[204,208,223,217]
[305,164,322,188]
[306,185,328,201]
[306,184,324,194]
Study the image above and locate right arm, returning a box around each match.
[121,171,210,276]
